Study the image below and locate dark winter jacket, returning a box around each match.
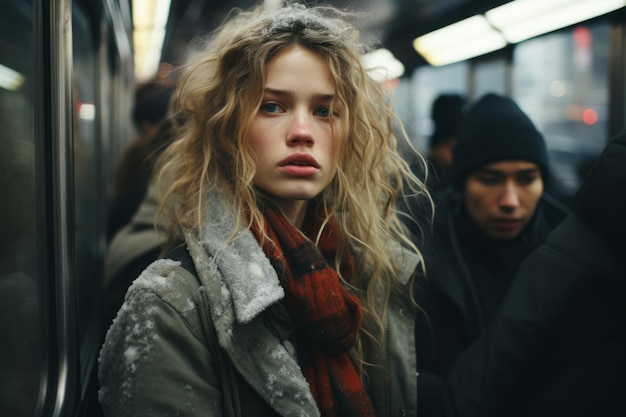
[439,128,626,417]
[414,190,568,416]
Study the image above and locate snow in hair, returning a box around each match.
[260,3,347,40]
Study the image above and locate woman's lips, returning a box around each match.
[278,153,320,176]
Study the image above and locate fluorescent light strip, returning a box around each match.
[133,0,172,80]
[412,0,626,66]
[413,15,507,66]
[487,0,626,43]
[362,48,405,81]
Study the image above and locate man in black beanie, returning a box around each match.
[439,131,626,417]
[413,93,568,417]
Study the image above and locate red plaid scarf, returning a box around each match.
[252,206,376,417]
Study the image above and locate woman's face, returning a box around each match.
[246,44,341,226]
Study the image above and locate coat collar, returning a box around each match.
[185,193,285,329]
[185,192,421,330]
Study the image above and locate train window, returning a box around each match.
[392,77,419,148]
[0,0,45,416]
[512,22,610,199]
[473,57,508,98]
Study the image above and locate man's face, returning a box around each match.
[464,160,544,240]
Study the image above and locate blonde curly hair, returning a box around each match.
[155,1,431,374]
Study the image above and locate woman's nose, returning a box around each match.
[286,111,314,146]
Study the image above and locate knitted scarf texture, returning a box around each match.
[253,206,376,417]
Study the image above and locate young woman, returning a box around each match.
[98,3,429,417]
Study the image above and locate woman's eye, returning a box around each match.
[315,107,331,118]
[262,102,281,113]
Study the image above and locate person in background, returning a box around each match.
[101,118,176,328]
[106,80,175,240]
[98,3,428,417]
[399,94,465,248]
[414,93,568,416]
[441,127,626,417]
[426,93,466,192]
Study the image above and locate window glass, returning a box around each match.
[474,58,508,98]
[393,77,419,149]
[513,23,610,200]
[409,62,469,151]
[0,0,44,415]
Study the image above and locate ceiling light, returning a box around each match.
[362,48,405,81]
[413,15,507,66]
[132,0,172,80]
[486,0,626,43]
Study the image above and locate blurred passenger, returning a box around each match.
[441,127,626,417]
[414,93,568,416]
[102,118,176,328]
[400,94,464,246]
[426,93,465,192]
[107,80,175,240]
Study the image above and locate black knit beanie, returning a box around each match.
[429,94,466,148]
[450,93,548,188]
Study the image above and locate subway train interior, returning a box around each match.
[1,0,625,416]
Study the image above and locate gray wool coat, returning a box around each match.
[98,194,420,417]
